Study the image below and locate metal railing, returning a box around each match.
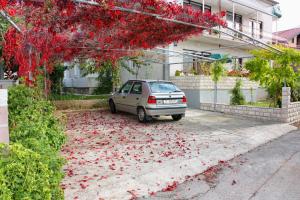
[202,22,287,46]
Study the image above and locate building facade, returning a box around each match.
[168,0,280,76]
[63,0,280,94]
[274,27,300,49]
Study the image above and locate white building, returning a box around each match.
[274,27,300,50]
[167,0,280,76]
[63,0,281,95]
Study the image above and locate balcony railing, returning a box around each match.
[201,22,283,46]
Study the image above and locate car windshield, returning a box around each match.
[149,82,181,93]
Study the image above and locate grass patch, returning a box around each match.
[50,94,109,101]
[244,100,276,108]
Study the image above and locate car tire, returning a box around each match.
[137,107,150,123]
[172,114,183,121]
[109,100,117,114]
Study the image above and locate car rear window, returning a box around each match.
[149,82,181,93]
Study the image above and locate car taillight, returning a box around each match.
[147,96,157,104]
[182,96,187,103]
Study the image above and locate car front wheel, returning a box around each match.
[172,114,183,121]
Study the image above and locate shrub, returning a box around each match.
[0,144,52,200]
[9,100,65,150]
[231,79,245,105]
[1,84,66,199]
[175,70,181,76]
[8,85,66,150]
[7,84,40,117]
[245,46,300,107]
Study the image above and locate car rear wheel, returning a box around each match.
[137,107,150,123]
[172,114,183,121]
[109,100,117,114]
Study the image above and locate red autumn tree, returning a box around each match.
[1,0,226,80]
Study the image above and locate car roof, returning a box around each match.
[128,80,172,83]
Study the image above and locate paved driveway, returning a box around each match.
[62,109,296,200]
[143,131,300,200]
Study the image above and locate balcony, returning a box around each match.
[188,23,276,50]
[183,0,279,49]
[220,23,275,43]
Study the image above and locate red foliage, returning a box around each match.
[162,181,179,192]
[227,70,250,77]
[2,0,226,80]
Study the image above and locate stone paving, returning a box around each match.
[62,109,296,200]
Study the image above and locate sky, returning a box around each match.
[275,0,300,31]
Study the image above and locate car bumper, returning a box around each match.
[145,106,187,116]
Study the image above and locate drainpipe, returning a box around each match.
[256,11,259,39]
[0,62,4,80]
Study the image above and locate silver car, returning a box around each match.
[108,80,187,122]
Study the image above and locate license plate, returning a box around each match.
[163,99,178,104]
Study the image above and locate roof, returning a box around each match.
[128,80,172,83]
[261,0,279,5]
[274,27,300,40]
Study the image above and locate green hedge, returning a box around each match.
[0,85,66,200]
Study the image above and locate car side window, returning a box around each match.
[130,82,142,94]
[119,81,133,94]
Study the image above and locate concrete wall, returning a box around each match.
[63,64,98,94]
[171,76,259,107]
[284,87,300,123]
[200,103,283,122]
[0,80,17,89]
[257,87,269,101]
[120,61,165,84]
[198,87,300,123]
[0,89,9,144]
[288,102,300,123]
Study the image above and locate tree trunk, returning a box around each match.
[214,81,218,110]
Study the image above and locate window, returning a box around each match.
[297,35,300,46]
[119,81,133,94]
[292,38,295,43]
[130,82,142,94]
[149,82,181,93]
[249,19,263,39]
[183,0,211,12]
[227,11,243,32]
